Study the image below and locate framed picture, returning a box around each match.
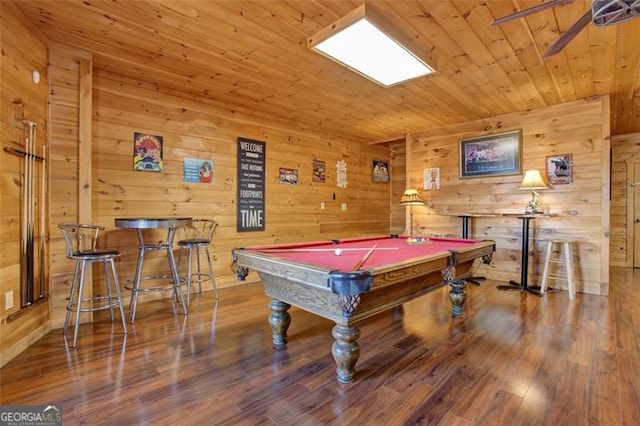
[279,167,298,185]
[183,158,213,184]
[423,167,440,190]
[312,159,326,183]
[546,154,573,184]
[372,160,389,183]
[133,132,164,172]
[459,129,522,178]
[336,160,347,188]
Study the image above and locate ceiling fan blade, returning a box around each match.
[492,0,574,25]
[542,8,593,57]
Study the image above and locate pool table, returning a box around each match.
[232,235,495,383]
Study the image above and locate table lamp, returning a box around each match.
[519,169,548,214]
[400,189,424,240]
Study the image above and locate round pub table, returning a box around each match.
[115,217,192,323]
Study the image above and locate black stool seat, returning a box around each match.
[72,249,120,259]
[179,238,210,246]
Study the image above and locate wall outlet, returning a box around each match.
[5,291,14,310]
[341,203,347,211]
[320,202,325,210]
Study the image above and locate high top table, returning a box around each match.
[114,217,192,322]
[496,214,556,295]
[456,213,501,285]
[451,213,556,295]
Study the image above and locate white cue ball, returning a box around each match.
[334,249,343,256]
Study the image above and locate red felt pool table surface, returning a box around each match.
[245,235,481,271]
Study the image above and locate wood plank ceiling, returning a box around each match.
[13,0,640,143]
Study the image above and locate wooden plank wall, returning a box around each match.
[0,3,50,366]
[1,8,615,364]
[389,140,406,235]
[3,37,392,364]
[47,44,90,330]
[611,132,640,267]
[405,97,610,296]
[91,66,391,300]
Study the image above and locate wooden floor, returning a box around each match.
[1,268,639,425]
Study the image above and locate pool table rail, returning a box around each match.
[232,239,495,323]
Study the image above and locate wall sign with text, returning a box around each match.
[237,137,266,232]
[183,158,213,183]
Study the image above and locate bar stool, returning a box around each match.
[177,219,218,305]
[58,223,127,347]
[539,239,576,300]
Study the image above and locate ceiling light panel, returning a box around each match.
[308,5,435,87]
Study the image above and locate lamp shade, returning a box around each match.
[519,169,548,190]
[400,189,425,206]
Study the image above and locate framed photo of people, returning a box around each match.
[424,167,440,190]
[372,160,389,183]
[459,129,522,178]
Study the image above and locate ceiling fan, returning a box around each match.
[492,0,640,57]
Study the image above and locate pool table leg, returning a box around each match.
[442,259,465,316]
[331,324,360,384]
[269,299,291,346]
[448,279,466,316]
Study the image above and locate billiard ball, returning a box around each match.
[334,249,343,256]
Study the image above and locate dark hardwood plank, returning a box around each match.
[2,269,640,425]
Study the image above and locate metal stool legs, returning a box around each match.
[59,223,127,348]
[540,239,576,300]
[180,244,218,306]
[177,219,219,306]
[63,256,127,348]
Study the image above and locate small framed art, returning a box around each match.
[546,154,573,184]
[424,167,440,190]
[372,160,389,183]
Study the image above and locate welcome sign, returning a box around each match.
[237,137,266,232]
